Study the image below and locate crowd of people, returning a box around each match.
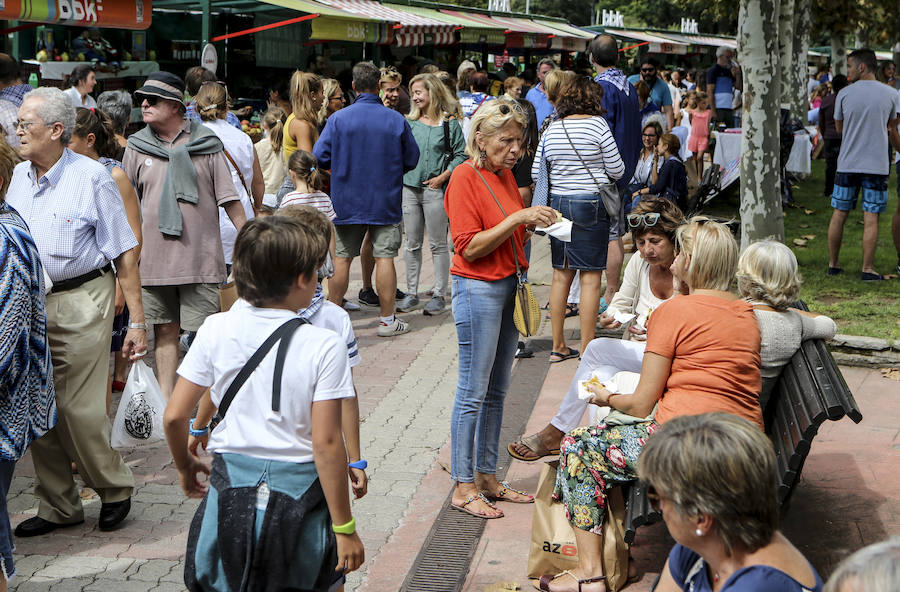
[0,32,897,592]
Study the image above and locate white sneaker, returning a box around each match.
[377,317,410,337]
[342,298,361,311]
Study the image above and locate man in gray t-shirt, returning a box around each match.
[827,49,900,281]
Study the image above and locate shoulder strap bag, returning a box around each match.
[209,317,309,430]
[441,117,452,172]
[560,119,620,220]
[222,148,252,198]
[466,162,540,337]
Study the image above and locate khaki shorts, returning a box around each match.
[142,283,220,331]
[335,223,402,259]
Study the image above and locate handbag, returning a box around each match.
[219,274,238,312]
[467,163,541,337]
[532,135,550,208]
[560,119,620,220]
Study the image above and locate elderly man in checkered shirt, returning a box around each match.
[6,87,145,536]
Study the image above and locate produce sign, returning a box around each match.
[0,0,152,30]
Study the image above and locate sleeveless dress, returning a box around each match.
[688,109,711,152]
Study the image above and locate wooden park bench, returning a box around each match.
[622,324,864,545]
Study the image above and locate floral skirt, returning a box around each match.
[553,420,658,534]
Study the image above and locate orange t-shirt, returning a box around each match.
[445,161,529,281]
[645,294,763,429]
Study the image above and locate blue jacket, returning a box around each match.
[314,93,420,225]
[596,77,642,191]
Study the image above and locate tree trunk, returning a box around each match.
[738,0,784,247]
[791,0,811,123]
[777,0,794,108]
[832,35,847,75]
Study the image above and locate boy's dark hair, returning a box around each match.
[233,217,327,307]
[831,74,849,94]
[277,204,333,246]
[0,54,21,84]
[848,48,876,74]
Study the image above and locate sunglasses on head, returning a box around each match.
[627,212,661,228]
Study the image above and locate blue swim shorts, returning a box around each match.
[831,172,889,214]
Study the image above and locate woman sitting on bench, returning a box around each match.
[537,218,763,592]
[639,412,824,592]
[508,197,683,463]
[737,240,837,410]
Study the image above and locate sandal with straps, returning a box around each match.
[507,432,561,462]
[484,480,534,504]
[537,570,606,592]
[450,492,504,519]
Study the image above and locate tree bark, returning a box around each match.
[777,0,794,108]
[832,35,847,75]
[738,0,784,247]
[791,0,811,123]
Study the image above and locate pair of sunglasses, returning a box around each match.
[627,212,660,228]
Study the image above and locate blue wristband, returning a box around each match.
[189,418,210,437]
[348,460,367,470]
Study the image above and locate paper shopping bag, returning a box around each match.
[527,462,578,578]
[602,486,629,592]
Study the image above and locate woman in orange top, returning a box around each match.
[445,100,556,520]
[539,217,762,592]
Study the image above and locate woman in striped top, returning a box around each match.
[532,76,625,362]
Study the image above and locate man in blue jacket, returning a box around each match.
[315,61,420,336]
[590,34,642,306]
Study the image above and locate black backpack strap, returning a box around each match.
[442,117,452,171]
[211,317,308,428]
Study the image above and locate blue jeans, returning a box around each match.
[450,274,519,482]
[0,459,16,580]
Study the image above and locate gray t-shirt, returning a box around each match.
[834,80,900,175]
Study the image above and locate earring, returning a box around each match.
[695,529,703,536]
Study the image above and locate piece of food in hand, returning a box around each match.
[554,209,563,223]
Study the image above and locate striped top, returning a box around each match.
[279,191,336,220]
[532,116,625,196]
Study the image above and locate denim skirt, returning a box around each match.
[550,193,611,271]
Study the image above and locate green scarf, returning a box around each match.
[127,119,224,237]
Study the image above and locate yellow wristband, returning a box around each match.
[332,517,356,535]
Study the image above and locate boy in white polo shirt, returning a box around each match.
[164,216,364,590]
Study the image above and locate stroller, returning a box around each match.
[684,162,723,216]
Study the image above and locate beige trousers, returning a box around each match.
[34,271,134,524]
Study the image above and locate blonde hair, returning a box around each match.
[465,99,527,163]
[737,240,801,310]
[261,107,285,154]
[543,69,577,104]
[318,78,340,125]
[289,70,322,128]
[407,73,462,122]
[194,82,228,122]
[504,76,524,93]
[693,91,708,106]
[675,216,738,291]
[379,67,402,87]
[637,413,779,556]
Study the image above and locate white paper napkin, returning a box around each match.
[535,218,573,242]
[605,305,636,324]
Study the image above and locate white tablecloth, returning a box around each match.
[712,130,813,175]
[24,60,159,81]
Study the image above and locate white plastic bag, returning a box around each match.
[111,360,166,449]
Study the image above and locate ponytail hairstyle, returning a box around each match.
[287,150,324,192]
[289,70,322,128]
[73,107,119,159]
[194,81,228,122]
[318,78,340,125]
[261,107,285,154]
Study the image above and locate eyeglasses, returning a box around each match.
[13,120,43,132]
[647,486,661,512]
[641,133,658,138]
[140,95,160,106]
[497,102,525,116]
[329,94,344,101]
[627,212,661,228]
[641,67,656,73]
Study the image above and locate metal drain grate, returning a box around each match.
[401,338,552,592]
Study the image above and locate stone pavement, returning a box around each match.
[9,233,899,591]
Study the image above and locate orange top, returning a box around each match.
[645,294,763,429]
[445,161,529,281]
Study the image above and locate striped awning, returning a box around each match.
[316,0,454,46]
[262,0,379,21]
[532,19,595,40]
[393,30,456,46]
[655,32,736,49]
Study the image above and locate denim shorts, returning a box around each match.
[831,172,889,214]
[550,194,611,271]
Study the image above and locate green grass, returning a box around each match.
[704,159,900,342]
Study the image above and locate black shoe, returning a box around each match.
[826,266,843,276]
[396,289,407,300]
[861,271,884,282]
[98,498,131,531]
[515,341,534,359]
[358,288,380,307]
[14,516,83,537]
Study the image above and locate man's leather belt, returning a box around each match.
[51,263,112,293]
